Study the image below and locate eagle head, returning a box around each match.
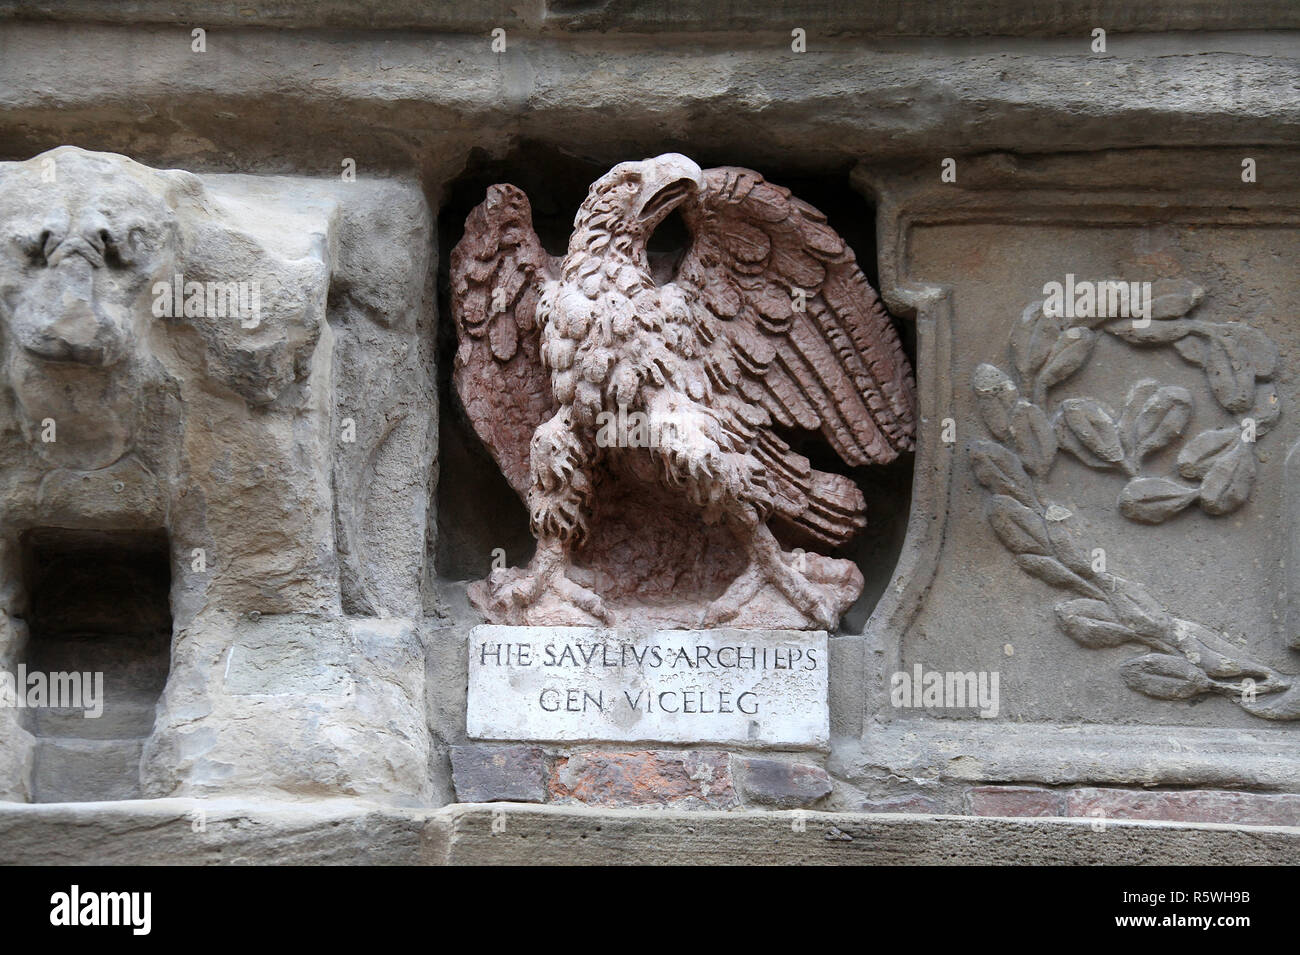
[574,153,704,247]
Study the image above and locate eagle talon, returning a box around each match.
[769,554,847,631]
[552,574,613,624]
[700,600,740,629]
[482,543,612,625]
[700,526,854,630]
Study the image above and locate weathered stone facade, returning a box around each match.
[1,1,1298,865]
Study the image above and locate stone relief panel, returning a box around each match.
[449,153,917,631]
[970,282,1297,719]
[0,147,434,802]
[862,150,1300,743]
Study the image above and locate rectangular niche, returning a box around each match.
[433,143,914,632]
[19,529,171,803]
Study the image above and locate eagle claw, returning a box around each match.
[701,537,851,631]
[477,543,612,626]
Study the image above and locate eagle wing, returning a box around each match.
[450,184,558,496]
[675,167,917,545]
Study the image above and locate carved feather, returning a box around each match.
[452,167,916,551]
[676,166,916,542]
[450,184,558,496]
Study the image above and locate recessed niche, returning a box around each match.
[434,142,916,631]
[19,528,171,803]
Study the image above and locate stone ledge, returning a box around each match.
[2,26,1298,171]
[1,798,1296,865]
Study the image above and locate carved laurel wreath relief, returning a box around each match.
[969,280,1300,719]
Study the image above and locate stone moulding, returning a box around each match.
[8,2,1298,35]
[4,798,1298,866]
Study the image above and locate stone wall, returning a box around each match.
[0,1,1298,858]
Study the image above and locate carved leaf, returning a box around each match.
[972,363,1019,442]
[1120,653,1213,700]
[1015,554,1085,590]
[1176,428,1239,481]
[1149,278,1204,319]
[1168,618,1273,681]
[1173,335,1207,366]
[1056,398,1125,469]
[986,495,1050,556]
[1107,318,1195,345]
[1248,383,1281,433]
[1198,439,1256,515]
[1037,328,1095,391]
[1131,385,1193,461]
[1241,683,1300,721]
[1104,577,1171,640]
[969,441,1037,508]
[1118,378,1158,451]
[1008,400,1056,476]
[1055,598,1137,649]
[1043,508,1094,577]
[1118,478,1199,524]
[1218,324,1278,380]
[1009,301,1058,380]
[1203,335,1255,413]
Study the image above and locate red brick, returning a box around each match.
[966,785,1065,817]
[548,750,738,809]
[1066,788,1300,827]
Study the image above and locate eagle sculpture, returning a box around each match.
[451,154,916,630]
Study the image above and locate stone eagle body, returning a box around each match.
[451,155,916,630]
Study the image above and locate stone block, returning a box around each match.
[141,615,431,806]
[32,738,142,803]
[468,626,829,748]
[1065,788,1300,827]
[731,756,832,809]
[858,793,943,814]
[451,745,548,803]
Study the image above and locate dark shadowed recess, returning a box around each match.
[435,141,915,633]
[17,528,171,802]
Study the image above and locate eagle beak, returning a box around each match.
[634,153,703,225]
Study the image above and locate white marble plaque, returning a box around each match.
[467,626,829,748]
